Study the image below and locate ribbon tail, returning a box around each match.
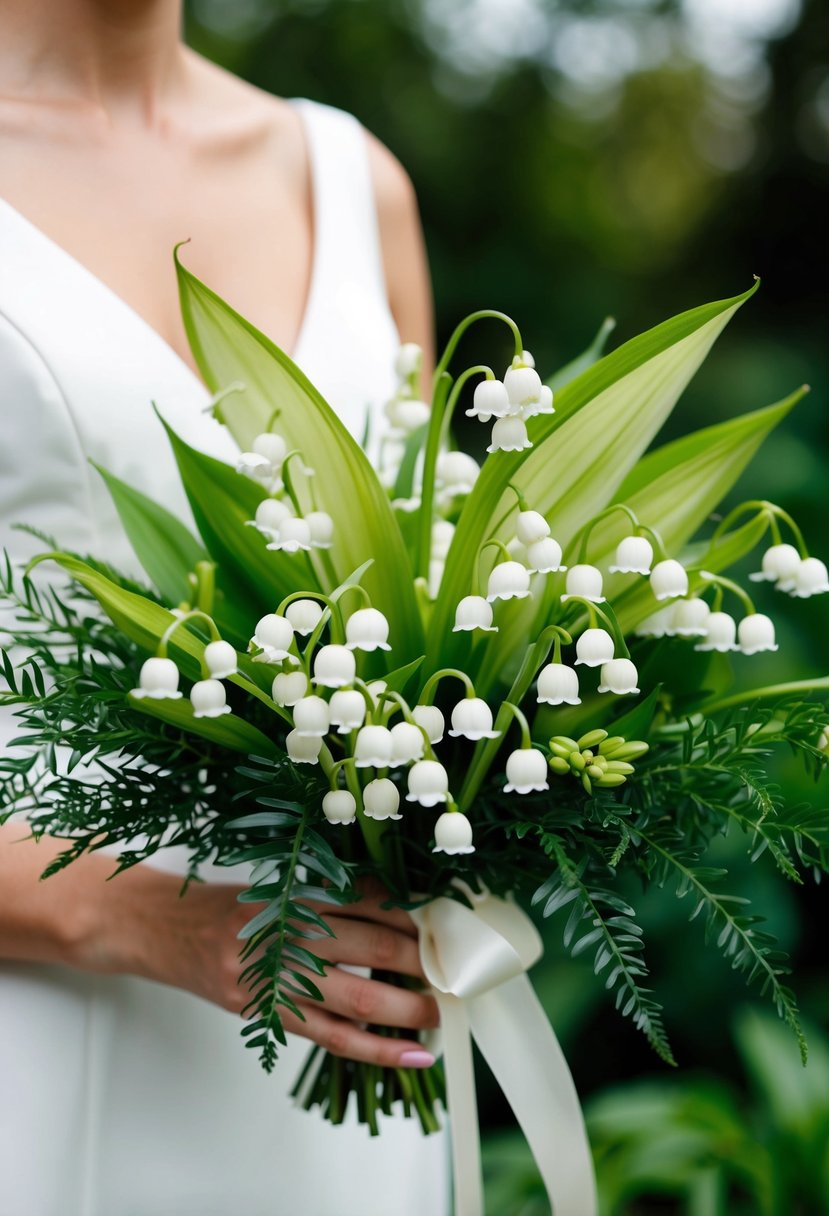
[436,992,485,1216]
[469,976,597,1216]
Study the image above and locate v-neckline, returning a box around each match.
[0,96,320,396]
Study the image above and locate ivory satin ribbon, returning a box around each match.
[412,887,597,1216]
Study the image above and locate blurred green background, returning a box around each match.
[186,2,828,1210]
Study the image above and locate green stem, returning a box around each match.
[415,372,451,579]
[193,561,216,614]
[698,571,756,616]
[576,504,640,563]
[561,595,629,657]
[431,309,523,396]
[474,537,514,596]
[703,676,829,713]
[502,701,532,748]
[420,667,476,704]
[158,609,221,657]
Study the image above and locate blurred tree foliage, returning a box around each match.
[184,0,828,1142]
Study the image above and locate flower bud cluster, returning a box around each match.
[465,352,554,455]
[548,729,648,794]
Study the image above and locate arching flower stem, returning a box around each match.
[710,500,807,557]
[158,609,221,664]
[501,701,533,749]
[474,537,514,596]
[431,310,523,397]
[574,504,668,564]
[441,364,494,446]
[698,571,757,616]
[419,667,476,705]
[562,595,631,658]
[278,591,343,648]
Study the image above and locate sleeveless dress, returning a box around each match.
[0,98,449,1216]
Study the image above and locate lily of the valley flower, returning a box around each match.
[436,451,480,496]
[251,614,296,664]
[248,497,293,537]
[650,559,689,601]
[737,613,778,655]
[132,656,182,700]
[253,431,288,467]
[266,517,312,554]
[306,511,334,549]
[453,595,498,633]
[313,644,356,688]
[363,777,402,821]
[504,363,543,413]
[521,384,554,418]
[575,627,615,667]
[432,810,474,854]
[328,689,366,733]
[272,670,309,707]
[432,520,455,560]
[354,724,394,768]
[448,697,500,740]
[504,748,549,794]
[749,542,801,585]
[389,398,431,435]
[428,559,445,600]
[694,611,738,652]
[789,556,829,598]
[516,510,550,547]
[236,451,273,483]
[204,640,237,679]
[345,607,391,652]
[635,606,677,638]
[412,704,445,744]
[562,564,605,603]
[190,678,232,719]
[598,658,640,695]
[527,537,565,574]
[286,729,323,765]
[394,342,422,379]
[292,695,331,737]
[406,759,450,807]
[286,599,324,636]
[389,721,426,766]
[487,415,532,453]
[322,789,357,825]
[610,535,653,575]
[467,378,510,422]
[671,597,710,637]
[487,560,531,602]
[537,662,581,705]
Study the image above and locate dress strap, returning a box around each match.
[288,97,388,309]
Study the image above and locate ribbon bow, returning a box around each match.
[412,886,597,1216]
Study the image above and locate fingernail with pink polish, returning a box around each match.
[398,1050,435,1069]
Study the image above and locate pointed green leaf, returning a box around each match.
[175,252,423,660]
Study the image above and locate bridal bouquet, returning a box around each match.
[3,257,828,1214]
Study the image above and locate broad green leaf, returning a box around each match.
[127,693,279,756]
[547,316,616,391]
[427,281,759,680]
[175,252,423,661]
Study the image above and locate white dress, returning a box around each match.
[0,98,449,1216]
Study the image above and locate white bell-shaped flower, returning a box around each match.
[395,341,423,379]
[527,537,565,574]
[610,535,653,575]
[436,451,480,496]
[650,559,689,601]
[428,559,445,600]
[392,495,422,513]
[322,789,357,825]
[389,720,426,766]
[432,810,474,855]
[236,451,273,482]
[448,697,500,740]
[635,606,677,638]
[390,398,431,434]
[306,511,334,549]
[204,640,237,679]
[597,658,640,695]
[575,628,615,667]
[467,378,510,422]
[366,679,388,702]
[561,564,605,603]
[737,613,778,655]
[249,497,293,537]
[272,670,308,707]
[286,729,322,765]
[406,759,449,807]
[412,704,445,744]
[292,695,331,737]
[504,364,543,412]
[132,656,182,700]
[789,557,829,598]
[286,599,324,636]
[671,597,711,637]
[487,416,532,453]
[522,384,554,419]
[504,748,549,794]
[363,777,402,821]
[345,607,392,652]
[537,662,581,705]
[251,614,295,663]
[190,678,232,718]
[328,689,366,734]
[487,560,531,602]
[749,542,801,585]
[354,724,394,768]
[252,432,287,469]
[453,595,497,633]
[516,510,550,547]
[694,611,738,652]
[267,517,312,554]
[431,520,455,560]
[313,644,356,688]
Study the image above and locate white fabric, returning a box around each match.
[0,97,449,1215]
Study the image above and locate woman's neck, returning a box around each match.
[0,0,188,122]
